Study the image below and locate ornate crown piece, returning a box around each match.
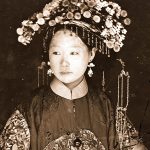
[16,0,131,53]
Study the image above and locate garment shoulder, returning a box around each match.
[29,86,60,116]
[89,85,113,108]
[28,86,51,109]
[89,85,115,123]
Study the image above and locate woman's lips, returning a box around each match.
[60,72,72,74]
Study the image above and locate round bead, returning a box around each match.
[93,15,101,23]
[18,36,25,43]
[16,28,23,35]
[36,13,43,19]
[105,20,113,28]
[67,12,74,19]
[121,10,128,17]
[43,10,50,17]
[88,1,96,7]
[12,144,18,150]
[22,20,29,26]
[74,12,81,20]
[48,20,56,26]
[83,11,91,18]
[62,0,70,7]
[114,44,120,52]
[124,18,131,25]
[37,18,45,25]
[106,41,114,49]
[55,16,63,23]
[32,24,40,31]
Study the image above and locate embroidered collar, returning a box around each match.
[50,77,88,100]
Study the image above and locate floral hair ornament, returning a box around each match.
[16,0,131,57]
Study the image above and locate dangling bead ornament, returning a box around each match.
[75,26,78,35]
[52,27,55,35]
[47,61,53,77]
[102,71,105,92]
[64,24,67,33]
[95,37,98,49]
[99,40,102,53]
[70,26,73,36]
[87,32,90,45]
[101,42,104,54]
[87,62,95,77]
[37,61,46,87]
[115,59,131,150]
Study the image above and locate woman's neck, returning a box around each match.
[50,76,88,100]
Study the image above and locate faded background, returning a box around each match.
[0,0,150,148]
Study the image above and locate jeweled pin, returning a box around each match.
[73,138,82,148]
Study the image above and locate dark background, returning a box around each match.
[0,0,150,148]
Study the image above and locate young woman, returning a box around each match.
[0,0,147,149]
[28,28,116,149]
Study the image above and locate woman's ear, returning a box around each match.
[89,48,97,62]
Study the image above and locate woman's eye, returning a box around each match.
[53,51,61,55]
[70,52,79,55]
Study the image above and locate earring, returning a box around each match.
[87,61,95,77]
[47,61,53,77]
[47,69,53,76]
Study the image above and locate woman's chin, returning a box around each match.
[56,73,73,81]
[58,76,81,85]
[55,73,84,86]
[60,79,77,84]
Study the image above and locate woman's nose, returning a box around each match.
[61,55,70,67]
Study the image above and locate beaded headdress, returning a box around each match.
[16,0,131,57]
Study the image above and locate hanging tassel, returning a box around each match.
[64,24,67,33]
[37,62,46,87]
[75,26,78,35]
[95,37,98,49]
[87,32,90,45]
[107,49,110,57]
[99,40,102,53]
[70,26,73,36]
[116,59,130,150]
[91,34,94,47]
[102,71,105,92]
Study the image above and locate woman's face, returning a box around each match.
[49,30,93,84]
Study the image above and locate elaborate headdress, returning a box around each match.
[16,0,131,57]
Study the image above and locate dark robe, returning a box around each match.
[23,86,118,150]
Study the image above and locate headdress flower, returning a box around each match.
[16,0,131,54]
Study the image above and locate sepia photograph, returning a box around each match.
[0,0,149,149]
